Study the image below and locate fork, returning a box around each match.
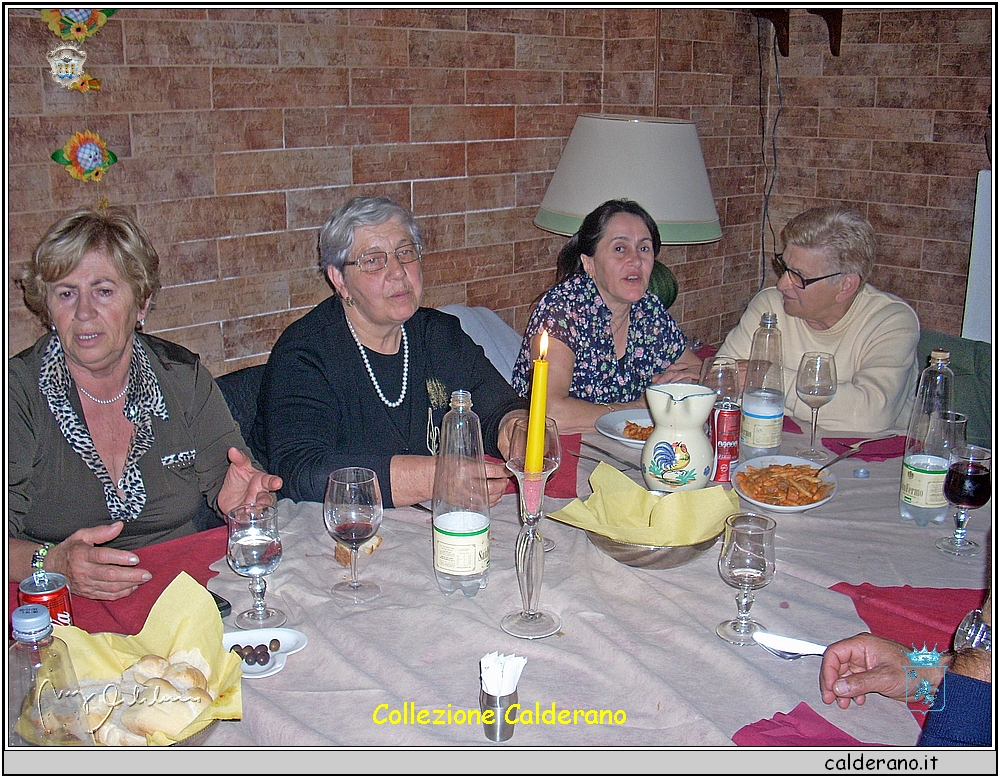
[816,433,897,474]
[759,643,826,661]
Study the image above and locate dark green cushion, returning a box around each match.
[648,261,679,311]
[916,330,992,447]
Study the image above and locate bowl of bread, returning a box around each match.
[45,573,243,746]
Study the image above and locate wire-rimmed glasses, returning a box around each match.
[343,244,422,273]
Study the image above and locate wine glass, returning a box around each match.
[502,417,562,639]
[324,467,384,603]
[700,356,740,402]
[716,512,776,646]
[936,446,991,556]
[795,352,838,462]
[227,503,285,629]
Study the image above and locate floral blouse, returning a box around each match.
[511,274,687,403]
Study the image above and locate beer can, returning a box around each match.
[709,402,741,482]
[18,572,74,627]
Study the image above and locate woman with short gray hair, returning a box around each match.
[256,195,525,509]
[715,205,920,432]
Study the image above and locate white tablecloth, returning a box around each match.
[200,428,989,747]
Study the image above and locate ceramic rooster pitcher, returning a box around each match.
[641,383,716,492]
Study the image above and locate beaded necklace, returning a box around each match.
[78,383,129,404]
[345,315,409,408]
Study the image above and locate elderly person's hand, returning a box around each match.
[485,460,513,507]
[44,522,152,601]
[819,632,945,709]
[217,447,283,517]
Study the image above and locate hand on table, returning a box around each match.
[45,521,152,601]
[217,447,283,517]
[819,632,944,709]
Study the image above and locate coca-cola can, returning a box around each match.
[18,572,74,627]
[709,402,741,482]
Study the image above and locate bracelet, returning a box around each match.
[598,402,615,413]
[31,542,53,574]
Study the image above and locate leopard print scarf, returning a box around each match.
[38,335,169,522]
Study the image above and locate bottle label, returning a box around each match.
[433,511,489,575]
[740,414,782,448]
[900,458,948,508]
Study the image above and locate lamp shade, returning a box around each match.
[534,114,722,244]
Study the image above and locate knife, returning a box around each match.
[754,631,828,656]
[579,440,642,473]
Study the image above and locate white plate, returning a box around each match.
[595,409,653,449]
[732,455,839,514]
[223,628,307,680]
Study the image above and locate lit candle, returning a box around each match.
[524,330,549,473]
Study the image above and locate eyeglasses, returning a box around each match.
[344,244,422,273]
[772,254,842,289]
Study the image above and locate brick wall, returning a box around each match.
[7,8,991,376]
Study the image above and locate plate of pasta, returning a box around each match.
[732,456,838,513]
[595,410,653,449]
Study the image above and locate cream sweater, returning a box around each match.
[717,285,920,433]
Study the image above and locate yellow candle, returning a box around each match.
[524,331,549,472]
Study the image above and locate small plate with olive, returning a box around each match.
[223,628,307,679]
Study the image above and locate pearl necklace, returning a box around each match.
[78,382,129,405]
[345,316,409,408]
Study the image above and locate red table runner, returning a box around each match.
[8,526,227,636]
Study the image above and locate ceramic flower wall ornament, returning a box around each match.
[51,130,117,182]
[45,43,101,91]
[41,9,117,41]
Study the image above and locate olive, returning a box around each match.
[255,644,267,654]
[256,648,271,664]
[243,652,257,666]
[269,638,281,652]
[229,644,242,656]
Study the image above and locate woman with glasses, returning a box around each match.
[511,199,703,434]
[255,196,525,508]
[715,206,920,432]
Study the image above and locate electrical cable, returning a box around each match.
[756,18,783,291]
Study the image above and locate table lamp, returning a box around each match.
[534,113,722,244]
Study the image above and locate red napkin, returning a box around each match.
[821,436,906,462]
[9,526,228,636]
[499,433,581,499]
[783,416,803,434]
[732,701,888,747]
[830,582,984,654]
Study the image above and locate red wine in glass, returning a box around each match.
[944,462,992,509]
[331,519,377,547]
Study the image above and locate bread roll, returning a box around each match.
[130,654,169,684]
[334,534,382,566]
[96,721,146,747]
[160,662,208,693]
[166,648,211,682]
[120,680,194,739]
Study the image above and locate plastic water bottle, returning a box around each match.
[8,605,94,747]
[739,312,784,460]
[432,390,490,596]
[899,350,963,526]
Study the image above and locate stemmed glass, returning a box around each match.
[502,417,562,639]
[324,467,384,603]
[716,512,776,646]
[700,356,740,402]
[227,503,285,629]
[795,352,837,462]
[936,446,991,556]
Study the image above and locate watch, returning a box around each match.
[953,609,991,652]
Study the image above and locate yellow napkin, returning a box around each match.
[550,462,739,546]
[53,572,243,745]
